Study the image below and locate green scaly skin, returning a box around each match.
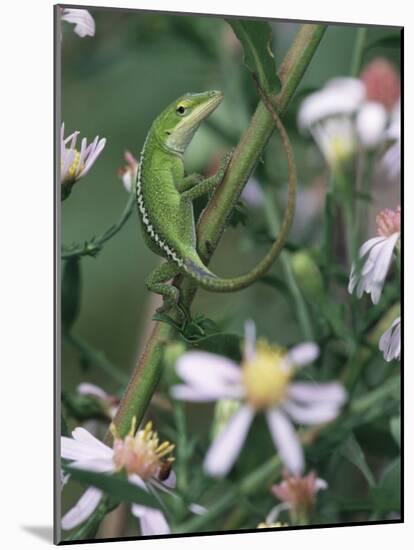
[136,89,296,312]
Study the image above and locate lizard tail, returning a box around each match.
[183,81,297,293]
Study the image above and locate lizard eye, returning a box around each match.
[176,105,186,116]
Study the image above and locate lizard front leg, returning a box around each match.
[180,150,233,202]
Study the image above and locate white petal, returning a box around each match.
[265,502,292,524]
[287,342,319,366]
[128,473,148,491]
[188,503,208,515]
[161,470,176,489]
[69,458,114,473]
[379,316,401,362]
[176,351,241,396]
[372,233,399,284]
[72,428,113,456]
[244,320,256,361]
[315,478,328,491]
[131,505,170,535]
[288,382,347,405]
[61,487,103,530]
[282,400,340,425]
[203,405,254,478]
[62,9,95,37]
[77,383,108,399]
[266,409,304,475]
[298,78,364,129]
[61,429,113,462]
[81,138,106,177]
[360,236,387,259]
[356,102,388,148]
[170,384,243,402]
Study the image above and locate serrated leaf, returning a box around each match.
[390,416,401,447]
[370,458,401,513]
[63,466,159,508]
[340,434,375,488]
[226,19,281,93]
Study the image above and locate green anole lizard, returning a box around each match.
[135,88,296,314]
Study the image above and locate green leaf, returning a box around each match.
[63,466,160,509]
[340,434,376,488]
[390,416,401,447]
[370,458,401,514]
[190,332,242,362]
[226,19,281,93]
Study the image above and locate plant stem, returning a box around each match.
[175,456,282,533]
[263,187,314,341]
[350,27,368,77]
[108,24,327,443]
[64,331,129,386]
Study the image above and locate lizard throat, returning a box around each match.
[136,137,184,268]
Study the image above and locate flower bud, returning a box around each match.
[290,250,324,302]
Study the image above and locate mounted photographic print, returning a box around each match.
[55,4,403,544]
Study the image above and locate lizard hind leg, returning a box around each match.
[146,260,187,319]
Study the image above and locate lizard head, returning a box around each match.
[155,90,224,154]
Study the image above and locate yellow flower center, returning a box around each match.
[329,136,353,166]
[257,522,288,528]
[242,340,291,410]
[111,419,174,481]
[61,149,82,183]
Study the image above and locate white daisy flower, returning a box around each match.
[298,65,400,168]
[348,206,401,304]
[61,419,175,536]
[61,9,95,38]
[170,322,346,477]
[298,78,364,169]
[61,123,106,186]
[379,316,401,362]
[117,151,139,193]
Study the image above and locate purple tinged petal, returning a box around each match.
[243,319,256,361]
[282,400,340,425]
[80,138,106,177]
[69,458,114,473]
[287,342,319,366]
[266,409,304,475]
[288,382,347,405]
[203,405,254,478]
[77,382,108,399]
[131,505,170,535]
[176,351,241,391]
[61,487,103,530]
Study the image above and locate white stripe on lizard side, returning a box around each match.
[136,135,184,268]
